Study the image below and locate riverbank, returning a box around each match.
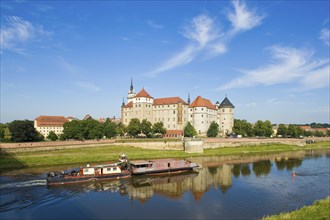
[262,197,330,220]
[0,140,329,170]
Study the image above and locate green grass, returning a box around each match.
[262,197,330,220]
[0,141,329,170]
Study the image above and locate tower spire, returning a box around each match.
[121,97,125,107]
[130,77,134,91]
[187,93,191,105]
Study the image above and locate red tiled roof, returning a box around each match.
[190,96,216,110]
[35,116,69,127]
[135,88,153,98]
[165,130,183,135]
[154,97,187,105]
[123,101,133,108]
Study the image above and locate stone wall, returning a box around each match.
[184,138,204,153]
[203,138,307,148]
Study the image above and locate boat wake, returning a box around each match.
[0,179,47,189]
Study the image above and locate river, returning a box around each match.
[1,149,329,220]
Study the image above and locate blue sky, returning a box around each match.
[1,0,329,124]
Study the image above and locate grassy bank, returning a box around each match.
[0,141,329,170]
[263,197,330,220]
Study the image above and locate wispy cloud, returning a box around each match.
[148,0,263,76]
[74,81,100,92]
[218,45,329,90]
[0,16,51,54]
[147,20,163,29]
[319,28,329,47]
[227,0,264,33]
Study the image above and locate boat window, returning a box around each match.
[84,169,89,172]
[113,167,117,171]
[168,163,170,167]
[107,168,111,171]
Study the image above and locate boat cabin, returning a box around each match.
[82,164,122,175]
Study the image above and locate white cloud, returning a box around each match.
[147,20,163,29]
[149,0,263,76]
[0,16,50,53]
[150,45,200,74]
[319,28,330,47]
[182,14,221,47]
[218,45,329,90]
[74,81,100,92]
[227,0,264,33]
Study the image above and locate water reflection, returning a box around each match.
[0,149,329,220]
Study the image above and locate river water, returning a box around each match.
[1,149,329,220]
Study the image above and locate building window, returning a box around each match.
[173,117,175,121]
[202,115,203,117]
[173,110,175,114]
[222,109,225,112]
[201,108,203,111]
[168,118,170,121]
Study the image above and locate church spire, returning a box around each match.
[187,93,191,105]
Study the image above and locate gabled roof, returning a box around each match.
[35,116,69,127]
[135,88,153,98]
[154,97,187,105]
[123,101,133,108]
[190,96,216,110]
[219,97,235,108]
[165,130,183,135]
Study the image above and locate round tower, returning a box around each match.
[218,96,235,136]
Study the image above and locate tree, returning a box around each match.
[0,124,12,142]
[152,122,166,136]
[314,130,325,137]
[233,119,254,137]
[103,120,117,138]
[184,122,197,137]
[207,121,219,137]
[83,119,103,140]
[253,120,273,137]
[47,131,58,141]
[62,120,84,140]
[115,123,127,137]
[8,120,42,142]
[277,124,288,137]
[287,124,298,138]
[4,127,12,142]
[140,119,152,137]
[127,118,141,137]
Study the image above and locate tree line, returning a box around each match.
[233,119,330,138]
[1,118,328,143]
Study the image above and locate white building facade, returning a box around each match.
[121,80,234,136]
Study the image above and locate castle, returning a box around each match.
[121,79,235,136]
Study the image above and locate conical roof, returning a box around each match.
[219,97,234,108]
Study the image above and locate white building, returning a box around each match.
[121,80,235,136]
[34,116,71,137]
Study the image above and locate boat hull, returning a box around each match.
[47,173,130,185]
[131,166,197,176]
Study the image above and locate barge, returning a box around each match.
[47,162,130,185]
[119,155,199,175]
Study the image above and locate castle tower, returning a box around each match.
[127,77,136,103]
[218,96,235,136]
